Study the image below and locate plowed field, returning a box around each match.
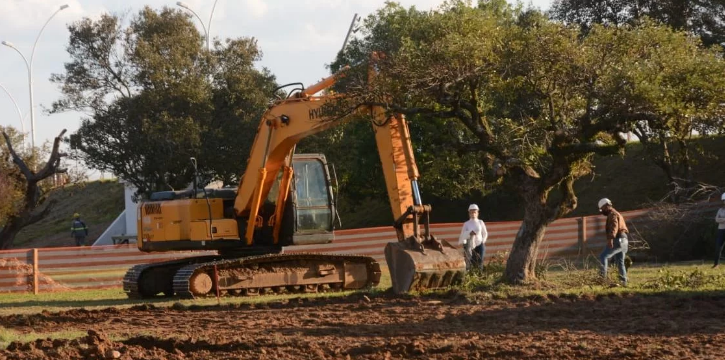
[1,292,724,359]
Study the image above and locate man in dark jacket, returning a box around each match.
[598,198,629,286]
[70,213,89,246]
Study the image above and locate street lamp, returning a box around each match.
[2,4,69,152]
[0,82,25,151]
[176,1,219,51]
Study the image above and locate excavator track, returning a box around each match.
[173,253,381,299]
[124,253,381,299]
[123,256,222,299]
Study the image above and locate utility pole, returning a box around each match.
[2,4,69,153]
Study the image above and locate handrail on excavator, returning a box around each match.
[300,65,351,97]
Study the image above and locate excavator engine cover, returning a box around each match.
[384,239,466,294]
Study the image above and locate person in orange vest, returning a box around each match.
[70,213,89,246]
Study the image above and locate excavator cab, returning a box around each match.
[230,153,338,248]
[291,156,334,233]
[284,154,336,245]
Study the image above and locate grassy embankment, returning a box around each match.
[13,180,124,248]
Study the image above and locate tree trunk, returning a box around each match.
[501,161,578,284]
[677,139,692,181]
[0,216,23,250]
[0,183,42,249]
[503,199,550,284]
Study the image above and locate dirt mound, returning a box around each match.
[2,294,725,359]
[4,330,128,360]
[0,258,68,292]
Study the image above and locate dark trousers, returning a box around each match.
[75,236,86,247]
[715,229,725,266]
[464,242,486,271]
[471,244,485,270]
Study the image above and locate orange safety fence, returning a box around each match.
[1,202,721,294]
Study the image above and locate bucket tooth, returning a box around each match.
[384,240,466,294]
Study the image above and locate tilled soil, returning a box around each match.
[1,292,724,359]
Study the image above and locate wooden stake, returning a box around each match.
[214,265,221,305]
[33,248,39,295]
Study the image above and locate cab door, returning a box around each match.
[290,154,334,244]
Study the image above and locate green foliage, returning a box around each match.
[50,6,276,194]
[587,21,725,192]
[458,251,509,292]
[336,1,627,208]
[642,268,725,290]
[551,1,725,197]
[205,38,277,185]
[550,256,617,288]
[338,0,725,201]
[298,120,387,205]
[550,0,725,48]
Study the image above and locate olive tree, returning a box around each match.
[334,0,725,282]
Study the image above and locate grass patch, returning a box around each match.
[640,267,725,290]
[437,257,725,302]
[466,260,725,299]
[0,326,87,349]
[0,287,364,316]
[0,270,393,316]
[1,261,724,317]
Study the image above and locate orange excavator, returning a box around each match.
[123,58,466,299]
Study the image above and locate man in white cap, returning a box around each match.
[458,204,488,271]
[713,192,725,268]
[598,198,629,286]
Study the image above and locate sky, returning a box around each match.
[0,0,551,165]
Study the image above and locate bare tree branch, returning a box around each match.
[2,131,33,179]
[36,129,69,180]
[0,129,69,249]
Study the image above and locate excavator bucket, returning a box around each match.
[384,240,466,294]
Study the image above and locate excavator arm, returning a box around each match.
[234,62,465,293]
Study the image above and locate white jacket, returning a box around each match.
[458,219,488,248]
[716,208,725,230]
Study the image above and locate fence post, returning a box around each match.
[578,216,587,256]
[33,248,39,295]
